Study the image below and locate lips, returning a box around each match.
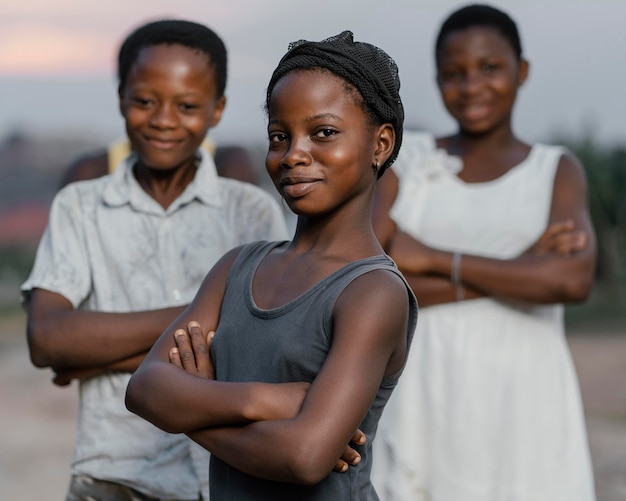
[280,175,321,198]
[459,102,490,122]
[145,136,182,150]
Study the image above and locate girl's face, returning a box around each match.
[266,69,389,218]
[436,26,528,135]
[119,44,225,171]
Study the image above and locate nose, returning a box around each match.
[280,136,312,169]
[149,103,178,129]
[459,69,483,95]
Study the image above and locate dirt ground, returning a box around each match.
[1,311,625,501]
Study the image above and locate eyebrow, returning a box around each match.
[305,113,343,123]
[268,110,345,128]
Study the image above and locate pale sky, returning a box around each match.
[1,0,625,148]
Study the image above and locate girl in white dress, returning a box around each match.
[371,4,597,501]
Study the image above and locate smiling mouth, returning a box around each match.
[281,179,320,198]
[460,103,490,120]
[146,137,181,149]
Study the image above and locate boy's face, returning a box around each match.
[119,43,226,171]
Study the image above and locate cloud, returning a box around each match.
[0,22,114,75]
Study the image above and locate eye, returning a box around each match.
[268,131,288,144]
[481,62,499,74]
[179,103,200,112]
[439,68,463,81]
[131,96,153,107]
[313,128,338,139]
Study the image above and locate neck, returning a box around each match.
[133,157,198,209]
[452,124,519,156]
[291,198,382,262]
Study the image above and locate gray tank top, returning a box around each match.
[209,240,417,500]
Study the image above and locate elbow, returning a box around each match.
[557,259,595,303]
[287,463,330,486]
[124,376,143,417]
[560,275,593,303]
[283,443,335,486]
[26,320,54,368]
[125,370,184,435]
[124,374,159,427]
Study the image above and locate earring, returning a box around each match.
[373,160,379,172]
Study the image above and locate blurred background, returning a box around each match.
[0,0,624,499]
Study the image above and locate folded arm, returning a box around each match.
[125,247,310,434]
[183,269,411,485]
[373,155,596,306]
[26,288,185,371]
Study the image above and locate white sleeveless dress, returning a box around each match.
[372,131,595,501]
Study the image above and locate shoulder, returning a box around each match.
[338,263,412,318]
[51,175,111,215]
[553,149,588,195]
[533,144,588,190]
[216,177,281,210]
[59,150,108,188]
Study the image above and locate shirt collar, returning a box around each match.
[102,148,222,213]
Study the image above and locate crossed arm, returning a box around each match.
[126,250,411,485]
[372,153,596,307]
[25,289,186,385]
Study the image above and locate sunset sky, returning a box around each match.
[1,0,625,147]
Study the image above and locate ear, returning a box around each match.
[209,95,227,128]
[518,59,529,87]
[118,84,126,118]
[373,123,395,167]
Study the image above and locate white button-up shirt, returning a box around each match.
[22,149,289,500]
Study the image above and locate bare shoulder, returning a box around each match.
[337,265,411,320]
[555,150,588,188]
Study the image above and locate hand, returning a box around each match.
[525,220,587,257]
[52,367,104,386]
[333,429,366,473]
[169,321,215,379]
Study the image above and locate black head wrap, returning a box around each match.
[266,31,404,176]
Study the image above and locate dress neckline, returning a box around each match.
[246,242,391,317]
[430,135,539,188]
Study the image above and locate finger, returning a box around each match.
[174,328,197,373]
[206,331,216,379]
[188,321,211,377]
[552,231,587,255]
[52,373,71,386]
[350,428,366,446]
[333,459,349,473]
[169,347,183,368]
[339,444,362,466]
[540,220,575,245]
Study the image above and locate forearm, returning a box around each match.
[126,360,301,433]
[52,352,147,386]
[428,249,595,304]
[460,254,594,304]
[402,273,485,307]
[28,304,186,369]
[392,236,594,306]
[188,419,336,485]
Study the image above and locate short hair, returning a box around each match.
[117,19,228,97]
[435,4,523,61]
[266,31,404,177]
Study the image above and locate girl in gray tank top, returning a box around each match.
[127,31,418,500]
